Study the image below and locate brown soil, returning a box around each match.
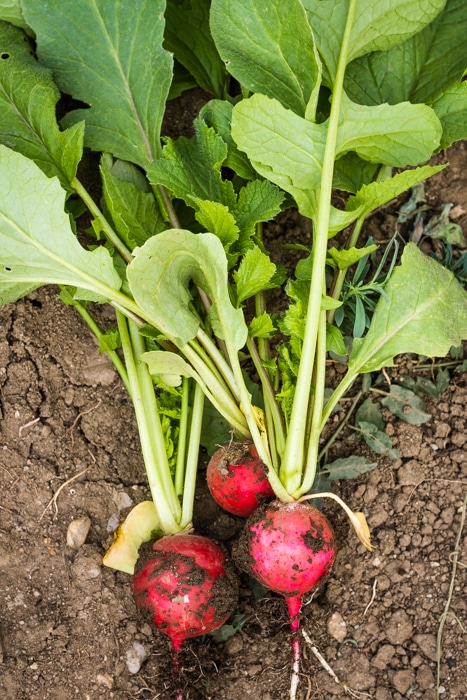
[1,94,466,699]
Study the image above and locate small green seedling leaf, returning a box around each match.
[326,324,347,356]
[0,146,121,305]
[249,314,277,339]
[380,385,432,425]
[22,0,172,166]
[355,421,399,460]
[127,229,247,349]
[322,455,378,481]
[327,245,378,270]
[234,246,277,305]
[349,244,467,374]
[211,613,248,643]
[211,0,320,117]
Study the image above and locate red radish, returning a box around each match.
[133,533,239,653]
[234,500,336,700]
[207,441,275,517]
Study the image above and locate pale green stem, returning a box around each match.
[117,312,181,532]
[296,308,328,497]
[180,382,205,529]
[174,377,190,497]
[280,0,358,493]
[320,369,359,433]
[71,177,133,264]
[196,328,241,402]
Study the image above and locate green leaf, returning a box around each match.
[142,350,199,387]
[210,0,320,117]
[347,165,446,218]
[148,117,236,209]
[127,229,247,349]
[322,455,378,481]
[98,329,121,353]
[22,0,172,167]
[326,323,347,356]
[200,99,257,180]
[336,94,442,167]
[355,396,385,431]
[356,420,399,459]
[164,0,227,97]
[201,400,233,456]
[233,246,277,305]
[333,152,380,194]
[232,179,285,253]
[0,146,121,305]
[249,313,276,339]
[327,245,378,271]
[194,200,239,250]
[100,155,164,250]
[0,2,31,33]
[303,0,446,84]
[345,0,467,106]
[380,385,432,425]
[430,82,467,150]
[0,21,84,190]
[232,94,326,218]
[349,244,467,374]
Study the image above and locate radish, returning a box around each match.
[235,499,336,699]
[206,441,275,517]
[133,533,239,653]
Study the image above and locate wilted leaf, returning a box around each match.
[380,385,432,425]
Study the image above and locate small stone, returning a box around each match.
[66,516,91,549]
[126,642,148,674]
[372,644,395,670]
[225,635,244,654]
[96,673,114,689]
[327,612,347,643]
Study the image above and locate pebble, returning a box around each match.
[66,516,91,549]
[413,633,438,662]
[126,642,148,674]
[96,673,114,689]
[327,612,347,642]
[392,669,415,694]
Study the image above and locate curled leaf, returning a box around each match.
[301,492,373,551]
[103,501,160,574]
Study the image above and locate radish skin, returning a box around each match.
[207,441,274,517]
[133,533,238,652]
[235,500,336,699]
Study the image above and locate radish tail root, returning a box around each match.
[286,596,302,700]
[172,649,183,700]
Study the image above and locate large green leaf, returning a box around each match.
[302,0,446,83]
[22,0,172,167]
[232,94,326,218]
[348,243,467,374]
[0,22,83,189]
[430,82,467,149]
[232,94,441,219]
[0,146,121,305]
[345,0,467,106]
[336,94,442,166]
[164,0,226,97]
[127,229,248,349]
[210,0,320,117]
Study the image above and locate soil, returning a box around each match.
[1,89,467,700]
